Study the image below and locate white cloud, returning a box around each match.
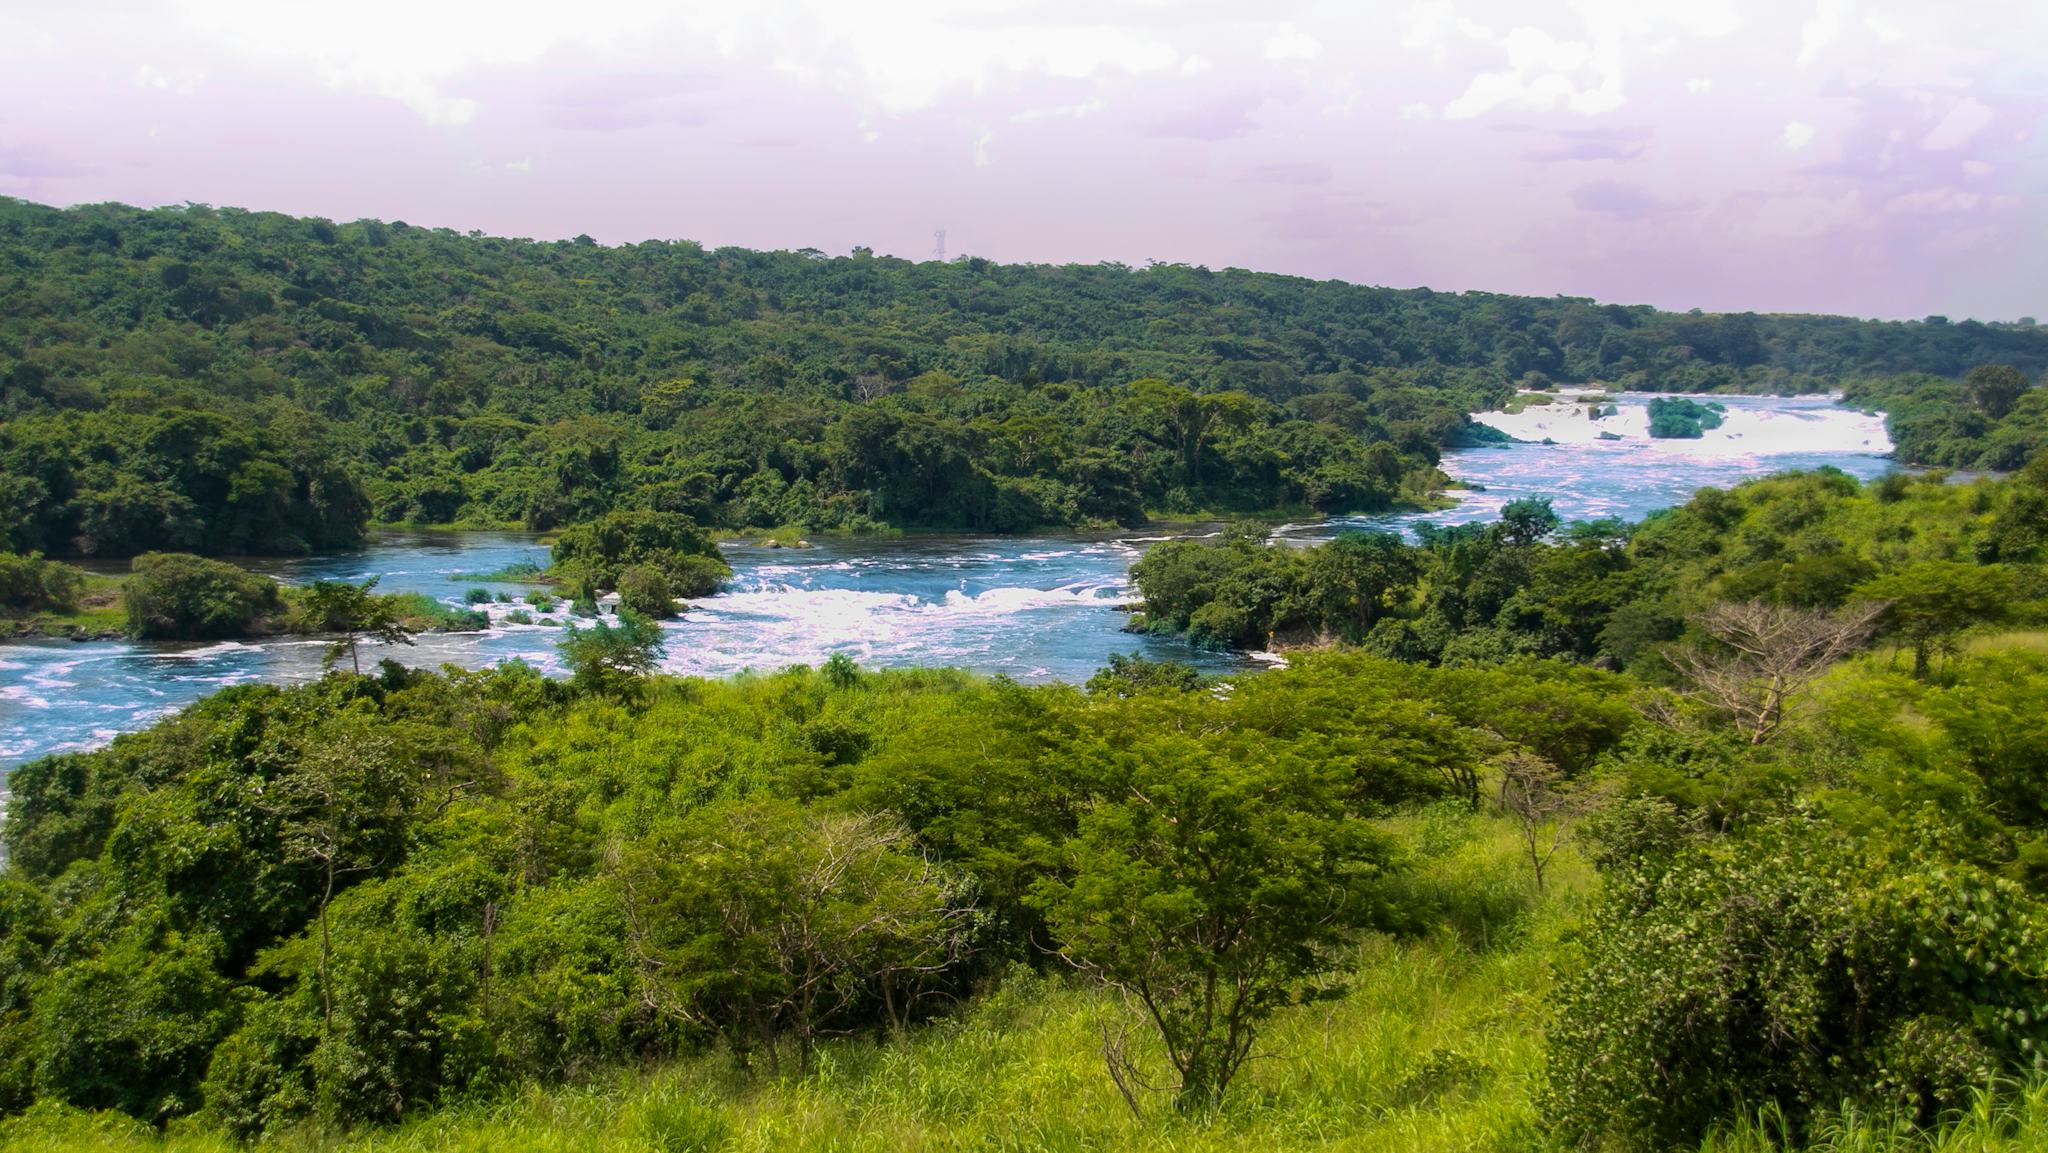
[1400,2,1457,64]
[1432,1,1740,121]
[1399,101,1434,121]
[1264,23,1323,62]
[1921,95,1994,151]
[1010,99,1106,123]
[1686,77,1712,94]
[162,0,1186,123]
[1798,0,1854,68]
[1781,120,1816,150]
[973,129,994,167]
[1445,26,1615,119]
[166,0,674,124]
[1180,54,1212,76]
[134,64,206,95]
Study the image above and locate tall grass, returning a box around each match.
[3,816,2037,1153]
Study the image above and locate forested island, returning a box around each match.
[7,197,2048,1153]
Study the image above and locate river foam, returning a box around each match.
[0,392,1898,770]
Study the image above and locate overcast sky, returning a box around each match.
[3,1,2043,319]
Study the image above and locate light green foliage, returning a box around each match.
[1132,469,2048,676]
[120,551,284,639]
[1084,652,1202,697]
[556,611,666,695]
[1031,713,1397,1110]
[622,802,979,1074]
[11,465,2048,1151]
[1855,561,2019,676]
[1845,367,2047,470]
[0,552,86,613]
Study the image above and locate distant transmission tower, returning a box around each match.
[932,229,947,262]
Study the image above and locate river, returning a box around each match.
[0,392,1893,769]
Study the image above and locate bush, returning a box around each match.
[549,511,730,597]
[463,587,493,605]
[0,552,86,613]
[1646,396,1727,439]
[120,552,282,639]
[1546,817,2048,1149]
[616,564,678,619]
[1188,600,1254,649]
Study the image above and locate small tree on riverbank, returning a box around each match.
[301,577,415,674]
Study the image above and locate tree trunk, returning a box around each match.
[319,853,336,1032]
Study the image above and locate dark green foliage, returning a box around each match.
[1645,396,1727,438]
[549,511,730,597]
[120,551,282,639]
[5,197,2044,557]
[0,552,85,613]
[1132,469,2048,673]
[1084,653,1202,697]
[1845,368,2048,470]
[1547,817,2048,1149]
[615,564,678,619]
[31,926,235,1123]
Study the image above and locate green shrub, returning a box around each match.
[1647,396,1728,439]
[463,587,493,605]
[120,552,282,639]
[1546,817,2048,1149]
[549,510,731,597]
[616,564,678,619]
[0,552,87,613]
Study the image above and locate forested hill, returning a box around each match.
[4,196,2047,558]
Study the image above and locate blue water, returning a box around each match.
[0,393,1896,769]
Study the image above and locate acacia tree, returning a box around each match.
[1495,750,1592,893]
[300,577,415,674]
[263,725,414,1031]
[1666,600,1884,743]
[557,610,666,696]
[621,802,978,1074]
[1854,562,2017,678]
[1967,363,2031,420]
[1030,730,1393,1113]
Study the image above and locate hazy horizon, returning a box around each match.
[5,1,2043,322]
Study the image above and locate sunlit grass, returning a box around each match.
[3,816,2034,1153]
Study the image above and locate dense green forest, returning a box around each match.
[1845,366,2048,470]
[6,467,2048,1151]
[1130,460,2048,667]
[5,196,2048,558]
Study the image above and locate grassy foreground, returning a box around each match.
[5,814,2041,1153]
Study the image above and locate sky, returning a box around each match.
[2,0,2043,320]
